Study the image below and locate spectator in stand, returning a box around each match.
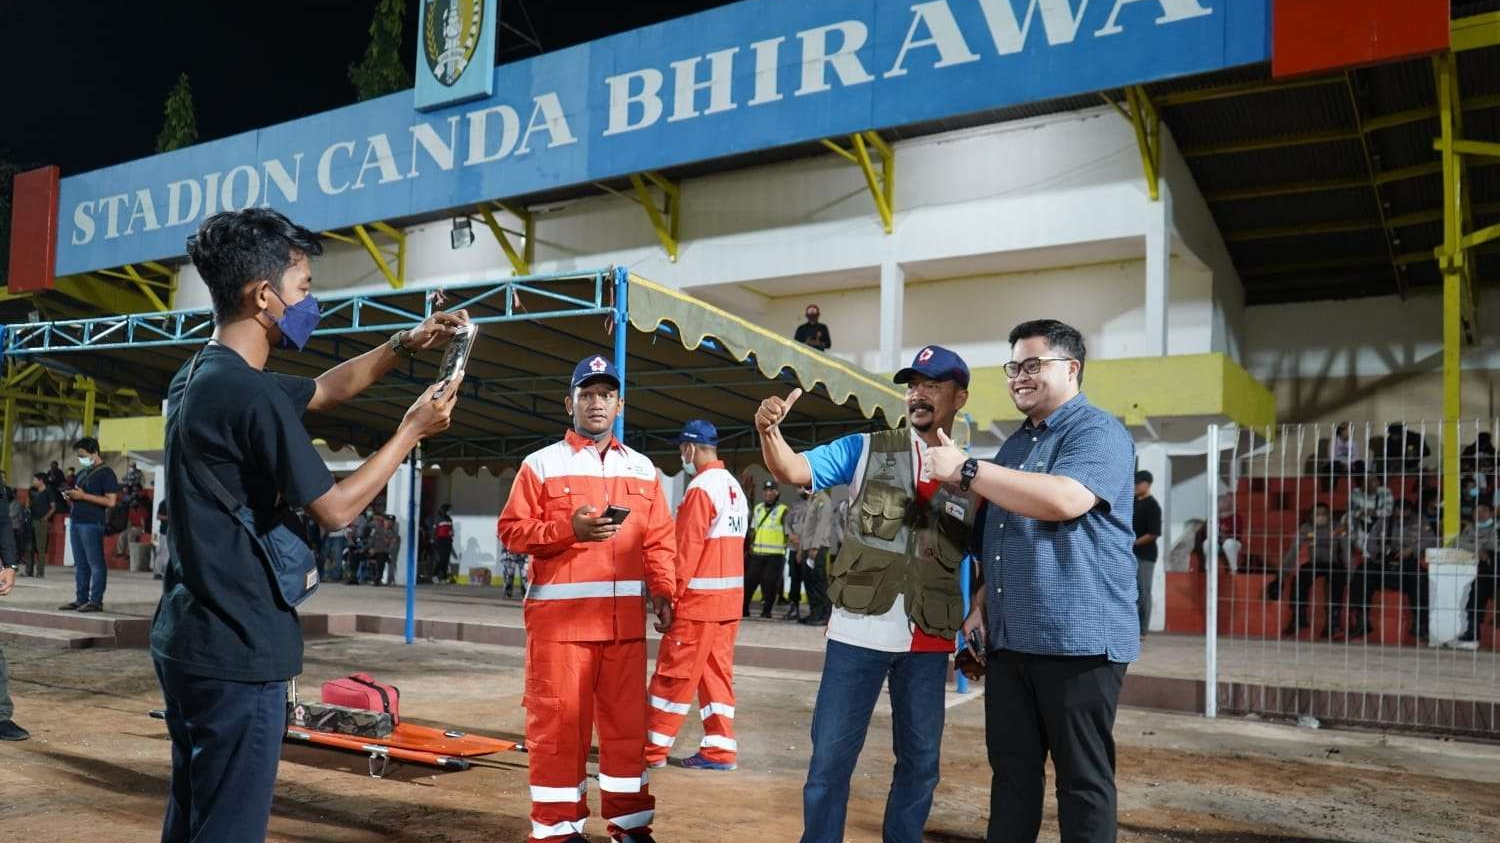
[1366,436,1387,476]
[794,304,832,351]
[499,545,527,599]
[1347,475,1394,557]
[123,460,145,491]
[1461,432,1495,474]
[1331,423,1362,476]
[64,466,76,489]
[433,504,456,583]
[1274,503,1349,639]
[1202,493,1243,573]
[1132,471,1161,637]
[1452,501,1496,649]
[59,437,119,613]
[1422,495,1441,534]
[1349,500,1435,641]
[27,474,58,578]
[1460,476,1481,524]
[45,461,65,490]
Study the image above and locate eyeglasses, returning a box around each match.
[1003,357,1074,378]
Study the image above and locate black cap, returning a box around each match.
[762,480,777,490]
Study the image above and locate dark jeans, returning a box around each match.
[1352,558,1429,638]
[0,644,13,721]
[786,550,806,608]
[986,650,1127,843]
[321,535,347,581]
[154,659,287,843]
[804,549,830,619]
[433,539,454,581]
[70,521,108,605]
[30,519,50,577]
[1288,559,1349,630]
[1134,558,1154,633]
[800,639,948,843]
[744,553,783,616]
[1463,560,1496,637]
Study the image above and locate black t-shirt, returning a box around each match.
[70,464,120,524]
[149,343,335,683]
[1132,494,1162,562]
[29,485,58,520]
[794,322,832,349]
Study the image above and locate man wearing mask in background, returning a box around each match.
[1454,501,1496,649]
[150,208,466,842]
[755,345,978,843]
[793,304,831,351]
[499,354,676,843]
[645,420,748,771]
[59,437,119,612]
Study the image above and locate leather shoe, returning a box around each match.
[77,602,103,613]
[57,602,82,611]
[0,720,31,741]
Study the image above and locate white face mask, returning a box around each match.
[680,446,698,477]
[1480,519,1495,530]
[77,456,92,468]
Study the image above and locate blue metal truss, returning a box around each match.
[1,268,617,357]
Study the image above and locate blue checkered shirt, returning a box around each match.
[978,393,1140,663]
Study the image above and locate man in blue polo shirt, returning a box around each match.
[927,319,1137,843]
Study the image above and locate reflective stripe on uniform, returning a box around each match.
[650,695,691,715]
[699,702,735,720]
[646,730,675,747]
[530,780,587,803]
[531,818,587,838]
[605,809,655,831]
[699,735,738,751]
[598,772,646,793]
[686,576,743,591]
[527,580,644,600]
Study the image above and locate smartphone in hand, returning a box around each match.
[602,505,631,525]
[965,627,987,665]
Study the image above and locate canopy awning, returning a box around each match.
[1,268,903,473]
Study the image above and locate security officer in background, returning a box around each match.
[745,481,790,619]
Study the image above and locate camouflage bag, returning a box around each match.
[287,699,396,738]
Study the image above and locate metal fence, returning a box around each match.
[1206,420,1499,737]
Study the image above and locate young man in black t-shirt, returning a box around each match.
[59,437,119,612]
[150,208,469,843]
[1132,470,1162,636]
[27,474,58,577]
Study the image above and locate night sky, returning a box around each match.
[0,0,737,176]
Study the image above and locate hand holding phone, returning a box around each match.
[602,505,631,525]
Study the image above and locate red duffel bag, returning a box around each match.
[321,673,401,725]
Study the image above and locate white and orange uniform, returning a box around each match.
[499,429,677,843]
[646,460,747,766]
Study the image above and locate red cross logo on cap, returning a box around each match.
[918,347,934,363]
[589,356,608,372]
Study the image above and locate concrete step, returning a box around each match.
[0,621,111,650]
[0,607,150,647]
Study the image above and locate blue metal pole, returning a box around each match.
[612,266,629,441]
[956,555,971,694]
[404,449,418,645]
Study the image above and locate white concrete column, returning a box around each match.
[385,460,423,586]
[1144,192,1172,356]
[879,259,905,373]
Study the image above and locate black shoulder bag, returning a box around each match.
[177,350,320,608]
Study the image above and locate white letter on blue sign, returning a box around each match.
[262,156,303,206]
[353,135,403,190]
[221,165,262,212]
[972,0,1090,55]
[517,93,579,154]
[466,105,522,165]
[409,117,461,178]
[670,47,740,123]
[605,69,665,136]
[748,37,785,106]
[795,21,874,96]
[71,201,96,246]
[124,189,161,236]
[166,179,202,227]
[318,142,357,195]
[100,194,131,240]
[886,1,981,78]
[1095,0,1213,37]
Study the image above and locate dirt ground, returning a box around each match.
[2,634,1498,843]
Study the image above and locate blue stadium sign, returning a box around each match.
[55,0,1270,276]
[414,0,498,112]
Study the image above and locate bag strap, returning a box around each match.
[345,674,394,712]
[175,349,244,517]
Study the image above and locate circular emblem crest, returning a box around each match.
[424,0,484,87]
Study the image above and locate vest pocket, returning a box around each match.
[913,581,964,637]
[858,482,908,542]
[830,546,898,612]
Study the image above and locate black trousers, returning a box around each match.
[786,550,805,608]
[985,650,1127,843]
[744,553,783,616]
[1464,560,1496,637]
[1287,559,1348,630]
[1351,558,1429,638]
[803,548,830,619]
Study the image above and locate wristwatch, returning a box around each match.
[959,458,979,492]
[389,329,418,359]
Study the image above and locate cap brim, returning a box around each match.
[892,367,918,384]
[573,373,621,390]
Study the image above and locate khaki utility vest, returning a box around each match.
[827,429,978,639]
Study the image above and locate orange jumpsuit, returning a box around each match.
[499,429,677,843]
[646,461,747,767]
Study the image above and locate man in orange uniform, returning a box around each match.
[499,354,677,843]
[646,420,748,771]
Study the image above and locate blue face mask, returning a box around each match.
[268,288,321,350]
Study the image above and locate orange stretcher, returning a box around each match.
[284,721,517,778]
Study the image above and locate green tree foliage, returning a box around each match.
[156,73,199,153]
[350,0,413,101]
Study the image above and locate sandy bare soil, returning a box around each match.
[1,634,1497,843]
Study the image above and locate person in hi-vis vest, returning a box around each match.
[645,420,748,771]
[744,481,789,618]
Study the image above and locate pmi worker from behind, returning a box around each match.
[755,346,979,843]
[927,319,1138,843]
[151,208,467,843]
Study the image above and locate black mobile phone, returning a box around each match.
[965,628,987,664]
[602,504,631,525]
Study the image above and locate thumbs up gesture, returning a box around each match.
[755,388,803,434]
[927,427,968,483]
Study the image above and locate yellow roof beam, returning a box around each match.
[823,131,895,233]
[1452,11,1500,53]
[324,222,407,288]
